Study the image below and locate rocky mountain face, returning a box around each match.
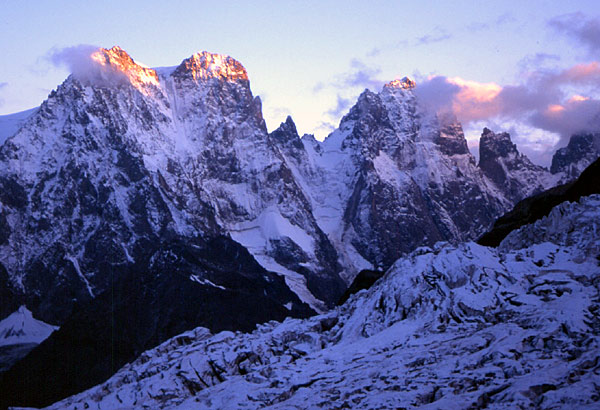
[43,194,600,410]
[478,128,558,203]
[0,46,342,326]
[0,47,325,407]
[1,49,595,322]
[271,80,577,280]
[551,132,600,178]
[0,47,599,408]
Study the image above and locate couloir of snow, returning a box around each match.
[44,195,600,410]
[0,306,57,347]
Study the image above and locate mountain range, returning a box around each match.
[0,47,598,408]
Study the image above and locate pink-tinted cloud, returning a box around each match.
[415,62,600,147]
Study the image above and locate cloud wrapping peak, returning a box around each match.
[47,44,131,86]
[48,44,101,77]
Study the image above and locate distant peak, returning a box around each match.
[284,115,296,128]
[479,128,519,161]
[384,76,416,90]
[173,51,248,81]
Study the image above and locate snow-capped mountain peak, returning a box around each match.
[384,76,416,90]
[70,46,161,92]
[173,51,249,82]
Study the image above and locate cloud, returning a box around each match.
[467,12,515,33]
[495,12,516,26]
[315,58,385,124]
[549,13,600,56]
[313,59,382,94]
[413,76,461,114]
[48,44,100,75]
[47,44,130,86]
[326,95,353,118]
[339,59,383,90]
[415,62,600,149]
[415,27,452,46]
[518,53,561,72]
[312,121,336,136]
[366,47,381,57]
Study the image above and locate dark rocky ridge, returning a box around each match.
[337,269,385,305]
[0,236,313,409]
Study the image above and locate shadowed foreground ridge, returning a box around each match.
[0,236,313,409]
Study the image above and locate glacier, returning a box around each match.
[44,195,600,410]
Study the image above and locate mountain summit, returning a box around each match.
[174,51,249,81]
[385,76,417,89]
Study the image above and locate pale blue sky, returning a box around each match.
[1,1,598,163]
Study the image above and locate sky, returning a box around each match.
[0,0,599,165]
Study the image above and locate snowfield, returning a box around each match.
[42,195,600,410]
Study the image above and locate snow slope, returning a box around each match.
[0,305,57,347]
[44,195,600,410]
